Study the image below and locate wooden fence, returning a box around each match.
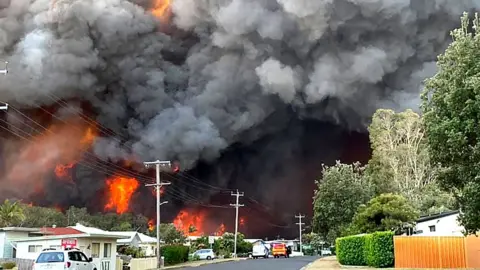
[394,236,480,268]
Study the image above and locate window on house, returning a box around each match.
[91,243,100,258]
[103,243,111,258]
[429,225,436,232]
[28,245,42,253]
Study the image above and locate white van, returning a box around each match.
[252,241,269,259]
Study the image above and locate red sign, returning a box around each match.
[61,238,77,248]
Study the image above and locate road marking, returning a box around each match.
[299,262,312,270]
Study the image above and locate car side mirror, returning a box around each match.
[88,257,93,262]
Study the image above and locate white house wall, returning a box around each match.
[415,214,464,236]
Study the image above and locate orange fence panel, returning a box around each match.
[466,235,480,268]
[394,236,466,268]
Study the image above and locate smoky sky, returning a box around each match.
[0,0,477,169]
[0,0,478,235]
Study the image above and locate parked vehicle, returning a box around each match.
[252,241,269,259]
[32,248,97,270]
[193,249,215,260]
[271,243,288,258]
[321,248,332,256]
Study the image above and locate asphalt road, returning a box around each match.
[178,256,318,270]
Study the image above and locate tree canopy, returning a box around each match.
[367,109,454,213]
[422,13,480,233]
[0,199,25,227]
[349,193,419,234]
[312,161,374,243]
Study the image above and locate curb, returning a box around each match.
[162,258,246,269]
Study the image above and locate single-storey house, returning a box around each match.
[0,227,40,259]
[111,231,157,256]
[414,210,463,236]
[13,224,128,270]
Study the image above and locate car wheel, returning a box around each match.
[207,256,212,260]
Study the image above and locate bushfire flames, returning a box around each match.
[104,176,139,214]
[152,0,171,20]
[4,117,97,195]
[173,210,205,236]
[148,219,155,231]
[215,224,226,236]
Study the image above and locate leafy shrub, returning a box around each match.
[118,246,146,258]
[161,245,189,265]
[336,231,394,268]
[366,231,394,267]
[336,234,367,266]
[2,262,16,269]
[364,234,374,266]
[188,254,200,261]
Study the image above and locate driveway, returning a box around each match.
[175,256,319,270]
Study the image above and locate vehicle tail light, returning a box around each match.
[65,261,71,268]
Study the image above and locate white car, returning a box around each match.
[193,249,215,260]
[252,242,269,259]
[33,248,97,270]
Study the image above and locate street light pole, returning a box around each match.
[144,160,171,269]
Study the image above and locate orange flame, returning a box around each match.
[54,163,75,179]
[104,176,139,214]
[4,117,97,194]
[215,223,226,236]
[152,0,171,21]
[173,210,205,236]
[148,219,155,231]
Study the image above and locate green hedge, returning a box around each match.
[336,234,367,266]
[368,231,394,267]
[161,245,189,265]
[336,231,394,268]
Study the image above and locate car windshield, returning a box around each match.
[36,252,65,263]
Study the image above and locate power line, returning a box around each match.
[230,189,244,258]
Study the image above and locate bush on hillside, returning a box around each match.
[161,245,189,265]
[367,231,394,267]
[336,234,367,266]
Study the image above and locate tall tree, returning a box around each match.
[312,161,374,243]
[349,193,419,234]
[422,13,480,233]
[0,200,26,227]
[159,223,186,244]
[368,108,453,213]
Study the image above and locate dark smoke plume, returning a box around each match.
[0,0,479,236]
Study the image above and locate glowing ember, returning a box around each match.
[173,210,205,236]
[151,186,165,197]
[104,176,139,214]
[240,217,245,226]
[54,163,75,179]
[148,219,155,231]
[215,223,226,236]
[152,0,171,20]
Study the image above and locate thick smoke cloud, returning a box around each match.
[1,0,478,168]
[0,0,479,231]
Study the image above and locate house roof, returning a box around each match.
[0,227,40,232]
[417,210,460,223]
[111,231,158,244]
[13,223,129,243]
[36,227,84,235]
[137,233,157,243]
